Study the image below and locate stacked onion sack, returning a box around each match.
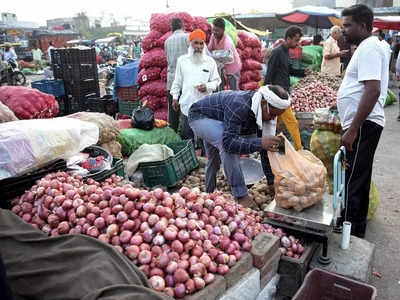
[237,31,263,91]
[138,13,211,121]
[11,172,305,298]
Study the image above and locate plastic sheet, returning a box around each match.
[0,118,99,179]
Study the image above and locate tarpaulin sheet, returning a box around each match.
[115,60,140,88]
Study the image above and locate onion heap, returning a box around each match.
[290,81,337,113]
[11,171,304,297]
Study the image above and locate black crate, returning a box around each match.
[51,48,96,65]
[83,95,117,116]
[53,63,98,81]
[0,159,67,209]
[64,79,100,99]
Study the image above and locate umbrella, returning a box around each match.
[373,16,400,31]
[276,6,343,29]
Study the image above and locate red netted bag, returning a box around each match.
[242,59,263,71]
[240,70,262,84]
[154,107,168,121]
[160,68,167,83]
[138,80,168,98]
[0,86,59,119]
[240,47,252,60]
[238,30,261,48]
[193,16,209,33]
[169,12,194,32]
[237,38,245,50]
[150,13,171,34]
[251,47,262,62]
[157,31,173,49]
[139,48,167,69]
[137,67,161,85]
[240,81,260,91]
[141,30,163,53]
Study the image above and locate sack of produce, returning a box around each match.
[150,13,171,34]
[237,30,261,48]
[0,118,99,179]
[242,59,262,71]
[0,101,18,123]
[0,86,59,119]
[117,127,181,156]
[141,30,163,53]
[160,68,167,83]
[240,81,260,91]
[137,67,161,85]
[169,12,194,32]
[140,95,164,111]
[131,106,155,130]
[268,135,327,211]
[68,112,119,144]
[99,140,122,158]
[313,107,342,133]
[139,48,167,69]
[154,108,168,121]
[138,80,168,98]
[157,31,173,48]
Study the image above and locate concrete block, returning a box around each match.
[256,274,280,300]
[310,232,375,283]
[277,242,319,298]
[220,268,260,300]
[184,275,226,300]
[225,251,253,289]
[260,250,281,288]
[251,232,280,269]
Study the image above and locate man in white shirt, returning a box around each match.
[378,31,392,65]
[337,4,387,238]
[171,29,221,141]
[47,41,54,63]
[3,44,17,62]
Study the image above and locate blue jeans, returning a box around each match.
[189,118,247,198]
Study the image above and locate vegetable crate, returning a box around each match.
[84,158,124,182]
[53,64,98,81]
[0,159,67,209]
[84,95,118,116]
[139,140,199,187]
[51,48,96,65]
[31,79,65,97]
[293,268,377,300]
[118,98,141,116]
[117,86,139,101]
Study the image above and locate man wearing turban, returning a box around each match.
[188,86,290,209]
[171,29,221,141]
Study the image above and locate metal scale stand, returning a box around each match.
[264,147,346,265]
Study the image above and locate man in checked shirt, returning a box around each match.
[188,86,290,209]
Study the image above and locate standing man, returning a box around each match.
[321,26,348,76]
[264,26,306,152]
[338,4,387,238]
[47,41,54,63]
[165,18,190,132]
[208,18,242,90]
[188,86,289,208]
[171,29,221,141]
[31,45,43,71]
[378,30,392,65]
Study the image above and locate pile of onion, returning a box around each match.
[12,172,303,297]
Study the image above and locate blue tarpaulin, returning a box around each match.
[114,60,140,87]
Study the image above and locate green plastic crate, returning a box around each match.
[118,99,140,116]
[85,158,124,182]
[139,140,199,187]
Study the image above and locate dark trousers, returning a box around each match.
[167,91,180,132]
[261,150,275,186]
[342,120,383,238]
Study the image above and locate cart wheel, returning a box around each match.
[12,72,26,86]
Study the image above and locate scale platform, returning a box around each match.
[264,192,334,233]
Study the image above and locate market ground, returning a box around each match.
[366,101,400,300]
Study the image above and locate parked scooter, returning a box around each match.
[0,59,26,86]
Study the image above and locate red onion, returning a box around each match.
[164,227,177,241]
[165,274,175,287]
[190,230,201,241]
[139,211,149,222]
[189,263,206,277]
[153,234,165,246]
[140,222,150,233]
[106,224,119,237]
[142,229,153,243]
[47,214,59,228]
[204,273,215,284]
[98,234,109,244]
[170,240,183,254]
[143,202,155,213]
[57,221,70,234]
[111,204,123,215]
[175,208,187,218]
[156,253,169,269]
[22,213,32,223]
[116,211,128,223]
[153,188,164,200]
[87,226,99,238]
[22,202,33,214]
[162,197,173,208]
[185,279,196,294]
[103,190,113,201]
[152,246,163,257]
[166,261,178,274]
[217,264,229,275]
[130,234,143,246]
[138,250,152,264]
[242,240,252,251]
[150,268,164,278]
[178,260,189,270]
[174,268,189,284]
[148,214,160,226]
[174,283,186,298]
[164,287,175,297]
[219,236,231,251]
[120,230,132,244]
[125,188,139,200]
[76,205,87,217]
[194,277,206,290]
[86,213,96,225]
[192,246,203,257]
[139,265,150,277]
[228,255,237,267]
[233,232,246,244]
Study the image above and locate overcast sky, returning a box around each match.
[2,0,293,26]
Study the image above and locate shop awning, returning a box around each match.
[373,16,400,31]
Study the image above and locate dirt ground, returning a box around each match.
[366,101,400,300]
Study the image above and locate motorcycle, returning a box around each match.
[0,59,26,86]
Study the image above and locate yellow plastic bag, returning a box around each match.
[277,107,302,150]
[268,135,327,212]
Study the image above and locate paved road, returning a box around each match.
[366,101,400,300]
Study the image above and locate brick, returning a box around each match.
[184,275,226,300]
[260,250,281,288]
[250,232,280,269]
[225,251,253,289]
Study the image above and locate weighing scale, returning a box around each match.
[264,147,347,265]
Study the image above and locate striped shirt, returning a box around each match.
[188,90,271,176]
[165,30,190,90]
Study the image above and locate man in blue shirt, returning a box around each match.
[188,86,290,208]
